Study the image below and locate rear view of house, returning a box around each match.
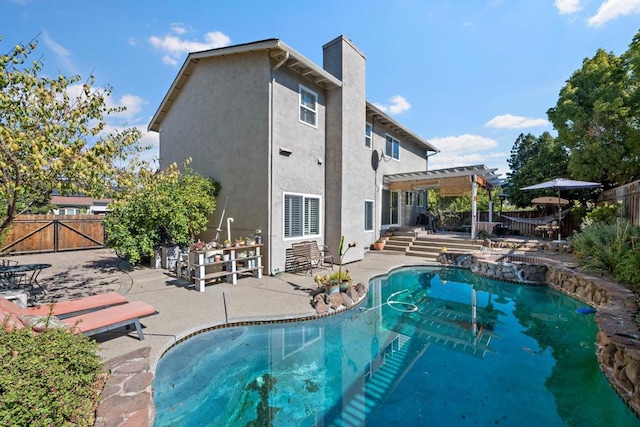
[149,35,440,274]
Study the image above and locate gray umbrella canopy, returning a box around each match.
[521,178,602,191]
[521,178,602,241]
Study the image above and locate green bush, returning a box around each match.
[580,202,622,228]
[104,167,220,264]
[0,324,104,426]
[568,220,640,291]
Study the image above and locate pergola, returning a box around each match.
[384,165,503,238]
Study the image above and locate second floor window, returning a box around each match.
[299,85,317,127]
[365,122,372,149]
[386,135,400,160]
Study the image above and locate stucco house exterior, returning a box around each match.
[149,35,441,274]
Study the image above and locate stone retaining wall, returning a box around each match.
[438,251,640,416]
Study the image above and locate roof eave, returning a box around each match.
[148,39,342,133]
[366,102,439,153]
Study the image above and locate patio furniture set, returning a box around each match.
[0,258,157,341]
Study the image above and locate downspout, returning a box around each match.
[269,51,289,274]
[425,150,438,171]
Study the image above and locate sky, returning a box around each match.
[2,0,640,180]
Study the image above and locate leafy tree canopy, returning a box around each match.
[104,165,220,264]
[505,132,570,208]
[0,36,149,241]
[547,31,640,188]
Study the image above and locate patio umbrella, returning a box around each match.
[521,178,602,242]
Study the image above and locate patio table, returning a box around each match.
[0,263,52,297]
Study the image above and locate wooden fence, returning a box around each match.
[439,210,579,238]
[599,179,640,227]
[1,214,105,255]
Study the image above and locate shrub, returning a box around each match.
[0,324,104,426]
[104,167,220,264]
[569,220,640,290]
[580,202,622,229]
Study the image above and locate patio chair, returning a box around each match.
[60,301,157,340]
[291,241,334,276]
[27,291,129,318]
[0,291,128,319]
[0,294,157,340]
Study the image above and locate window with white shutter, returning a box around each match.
[284,193,321,238]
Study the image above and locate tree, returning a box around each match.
[547,42,639,188]
[505,132,569,207]
[103,167,220,264]
[0,37,147,243]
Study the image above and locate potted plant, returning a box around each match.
[223,239,231,248]
[373,238,386,250]
[314,270,353,294]
[312,236,357,294]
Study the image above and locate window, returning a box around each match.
[285,193,320,238]
[365,122,372,149]
[364,200,374,231]
[385,135,400,160]
[299,85,317,127]
[417,191,425,208]
[61,208,81,215]
[405,192,414,206]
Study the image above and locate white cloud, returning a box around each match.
[587,0,640,26]
[485,114,548,129]
[41,30,77,75]
[109,94,147,120]
[373,95,411,115]
[555,0,583,14]
[429,151,508,172]
[170,23,188,35]
[149,29,232,66]
[65,84,146,121]
[429,134,498,154]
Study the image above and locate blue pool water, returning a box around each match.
[154,266,640,426]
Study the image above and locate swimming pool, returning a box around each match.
[153,266,640,426]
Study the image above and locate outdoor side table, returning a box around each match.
[0,263,52,298]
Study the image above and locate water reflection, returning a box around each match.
[154,267,638,426]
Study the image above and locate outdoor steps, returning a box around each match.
[407,235,482,258]
[377,232,483,262]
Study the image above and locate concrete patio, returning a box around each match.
[7,247,436,366]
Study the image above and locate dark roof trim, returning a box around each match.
[148,39,342,132]
[366,102,439,153]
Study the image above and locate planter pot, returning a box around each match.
[325,283,340,295]
[339,280,352,292]
[373,242,385,251]
[223,254,230,261]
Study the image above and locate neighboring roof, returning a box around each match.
[148,38,343,132]
[51,196,113,206]
[366,102,439,153]
[384,165,502,191]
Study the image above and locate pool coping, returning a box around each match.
[98,254,640,424]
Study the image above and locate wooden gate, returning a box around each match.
[1,214,105,255]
